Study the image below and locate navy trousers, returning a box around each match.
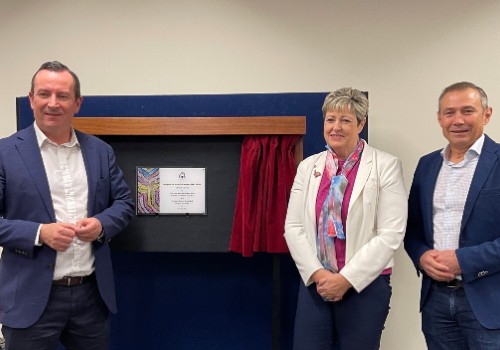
[3,279,109,350]
[293,274,392,350]
[422,282,500,350]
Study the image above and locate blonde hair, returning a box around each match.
[322,87,368,124]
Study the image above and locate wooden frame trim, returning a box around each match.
[72,116,306,136]
[72,116,306,163]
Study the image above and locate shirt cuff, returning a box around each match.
[35,224,43,246]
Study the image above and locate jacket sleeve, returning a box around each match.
[340,153,408,292]
[92,143,134,243]
[403,158,432,274]
[284,156,324,286]
[455,147,500,283]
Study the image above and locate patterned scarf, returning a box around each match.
[317,139,364,272]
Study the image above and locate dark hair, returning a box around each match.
[438,81,488,112]
[30,61,81,99]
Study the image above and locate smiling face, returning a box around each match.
[323,107,366,159]
[437,87,491,156]
[29,69,82,144]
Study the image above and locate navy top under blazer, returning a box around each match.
[405,134,500,329]
[0,124,134,328]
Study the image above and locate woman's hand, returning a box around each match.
[314,270,352,302]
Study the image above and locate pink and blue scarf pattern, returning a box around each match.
[317,139,364,272]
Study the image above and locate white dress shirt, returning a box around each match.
[433,134,484,251]
[34,123,94,280]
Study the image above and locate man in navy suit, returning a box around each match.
[405,81,500,349]
[0,61,134,349]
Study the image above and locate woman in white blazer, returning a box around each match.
[284,87,407,350]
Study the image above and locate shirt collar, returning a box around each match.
[34,122,80,148]
[440,134,484,163]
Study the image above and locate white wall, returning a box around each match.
[2,0,500,348]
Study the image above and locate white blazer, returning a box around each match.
[284,141,408,292]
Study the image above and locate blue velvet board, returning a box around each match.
[16,92,368,350]
[17,92,368,157]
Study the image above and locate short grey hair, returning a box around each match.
[30,61,81,99]
[322,87,368,124]
[438,81,488,113]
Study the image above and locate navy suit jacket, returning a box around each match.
[404,134,500,329]
[0,124,134,328]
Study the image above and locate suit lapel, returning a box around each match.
[76,130,98,216]
[305,152,326,232]
[310,153,326,202]
[349,142,372,209]
[422,152,443,237]
[15,126,56,221]
[461,135,498,229]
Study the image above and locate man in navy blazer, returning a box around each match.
[0,61,134,349]
[405,81,500,349]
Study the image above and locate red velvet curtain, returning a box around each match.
[229,135,300,257]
